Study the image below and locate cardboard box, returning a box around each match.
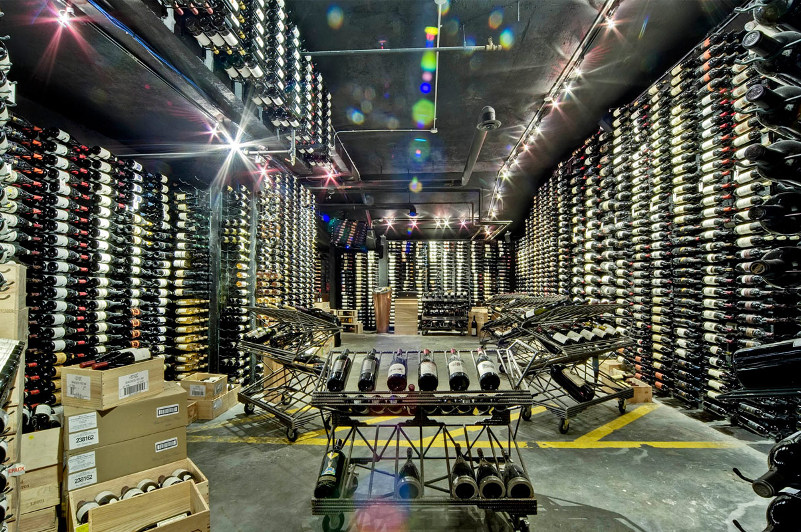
[179,372,227,399]
[0,307,28,342]
[65,426,187,490]
[22,427,62,470]
[61,357,165,410]
[196,385,240,420]
[20,506,58,532]
[187,401,198,424]
[20,465,60,514]
[0,262,26,310]
[71,481,209,532]
[63,382,187,452]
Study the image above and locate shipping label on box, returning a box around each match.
[63,382,186,452]
[180,373,228,399]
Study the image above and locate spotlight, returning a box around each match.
[606,17,616,28]
[227,140,241,153]
[58,5,74,26]
[408,205,418,217]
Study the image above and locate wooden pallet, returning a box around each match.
[341,321,363,334]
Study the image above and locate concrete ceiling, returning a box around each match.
[289,0,742,238]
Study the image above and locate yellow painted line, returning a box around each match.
[571,403,659,443]
[536,440,741,449]
[187,434,529,448]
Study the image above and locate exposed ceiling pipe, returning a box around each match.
[461,106,501,185]
[304,43,502,57]
[432,1,442,132]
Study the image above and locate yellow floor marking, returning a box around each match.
[187,434,529,448]
[536,440,741,449]
[571,403,659,443]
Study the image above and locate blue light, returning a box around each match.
[321,214,330,222]
[420,82,431,94]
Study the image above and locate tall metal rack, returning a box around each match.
[238,306,341,441]
[310,348,537,532]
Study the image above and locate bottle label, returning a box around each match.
[418,361,437,377]
[388,363,406,376]
[448,360,465,374]
[477,360,496,377]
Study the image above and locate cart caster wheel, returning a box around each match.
[286,427,298,442]
[243,403,255,415]
[558,419,570,434]
[618,399,627,414]
[323,513,345,532]
[281,395,292,405]
[513,516,530,532]
[521,405,532,421]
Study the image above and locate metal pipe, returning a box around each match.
[461,129,488,185]
[305,45,502,57]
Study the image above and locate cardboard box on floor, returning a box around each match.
[179,372,227,400]
[63,382,187,452]
[61,357,165,410]
[20,427,62,514]
[64,426,187,491]
[195,385,240,420]
[70,481,209,532]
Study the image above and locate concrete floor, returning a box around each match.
[189,333,773,532]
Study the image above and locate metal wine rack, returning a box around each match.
[238,306,341,441]
[310,348,536,532]
[311,423,536,532]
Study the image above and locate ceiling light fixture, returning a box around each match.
[58,4,74,26]
[486,0,622,219]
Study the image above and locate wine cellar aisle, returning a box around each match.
[4,1,801,532]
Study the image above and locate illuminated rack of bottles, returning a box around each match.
[179,0,334,166]
[513,22,801,437]
[0,112,188,408]
[168,185,211,380]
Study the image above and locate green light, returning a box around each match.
[421,51,437,72]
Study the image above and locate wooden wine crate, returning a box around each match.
[20,425,62,514]
[61,357,165,410]
[341,321,363,334]
[0,262,26,310]
[5,476,21,532]
[70,480,209,532]
[179,372,227,399]
[394,297,418,335]
[0,307,29,343]
[195,385,240,420]
[187,401,199,424]
[19,506,58,532]
[626,377,653,404]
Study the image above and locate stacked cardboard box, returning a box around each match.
[179,373,240,420]
[61,360,210,531]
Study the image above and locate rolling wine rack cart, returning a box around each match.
[310,348,537,532]
[238,306,341,441]
[505,303,635,434]
[420,292,470,335]
[479,295,568,347]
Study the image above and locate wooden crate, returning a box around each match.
[67,458,208,532]
[341,321,363,334]
[70,481,209,532]
[19,506,58,532]
[179,373,227,400]
[187,401,199,424]
[0,263,26,310]
[627,377,653,403]
[61,358,165,409]
[394,297,418,335]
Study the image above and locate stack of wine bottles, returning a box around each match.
[219,184,252,385]
[256,177,282,308]
[513,5,801,437]
[0,106,198,407]
[178,0,334,166]
[733,430,801,532]
[168,184,211,380]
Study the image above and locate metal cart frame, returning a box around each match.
[238,306,341,441]
[310,348,537,531]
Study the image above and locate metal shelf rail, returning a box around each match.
[310,348,536,531]
[420,292,470,335]
[238,306,341,441]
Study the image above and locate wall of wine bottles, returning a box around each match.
[513,17,801,438]
[337,250,378,329]
[177,0,334,167]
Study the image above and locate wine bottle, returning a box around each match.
[502,453,534,499]
[357,349,378,392]
[395,447,422,499]
[326,350,351,392]
[313,438,345,498]
[447,349,470,391]
[475,449,505,499]
[450,443,478,499]
[386,349,408,392]
[750,247,801,288]
[417,348,438,392]
[475,348,501,391]
[750,431,801,497]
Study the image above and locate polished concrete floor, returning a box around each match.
[189,333,773,532]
